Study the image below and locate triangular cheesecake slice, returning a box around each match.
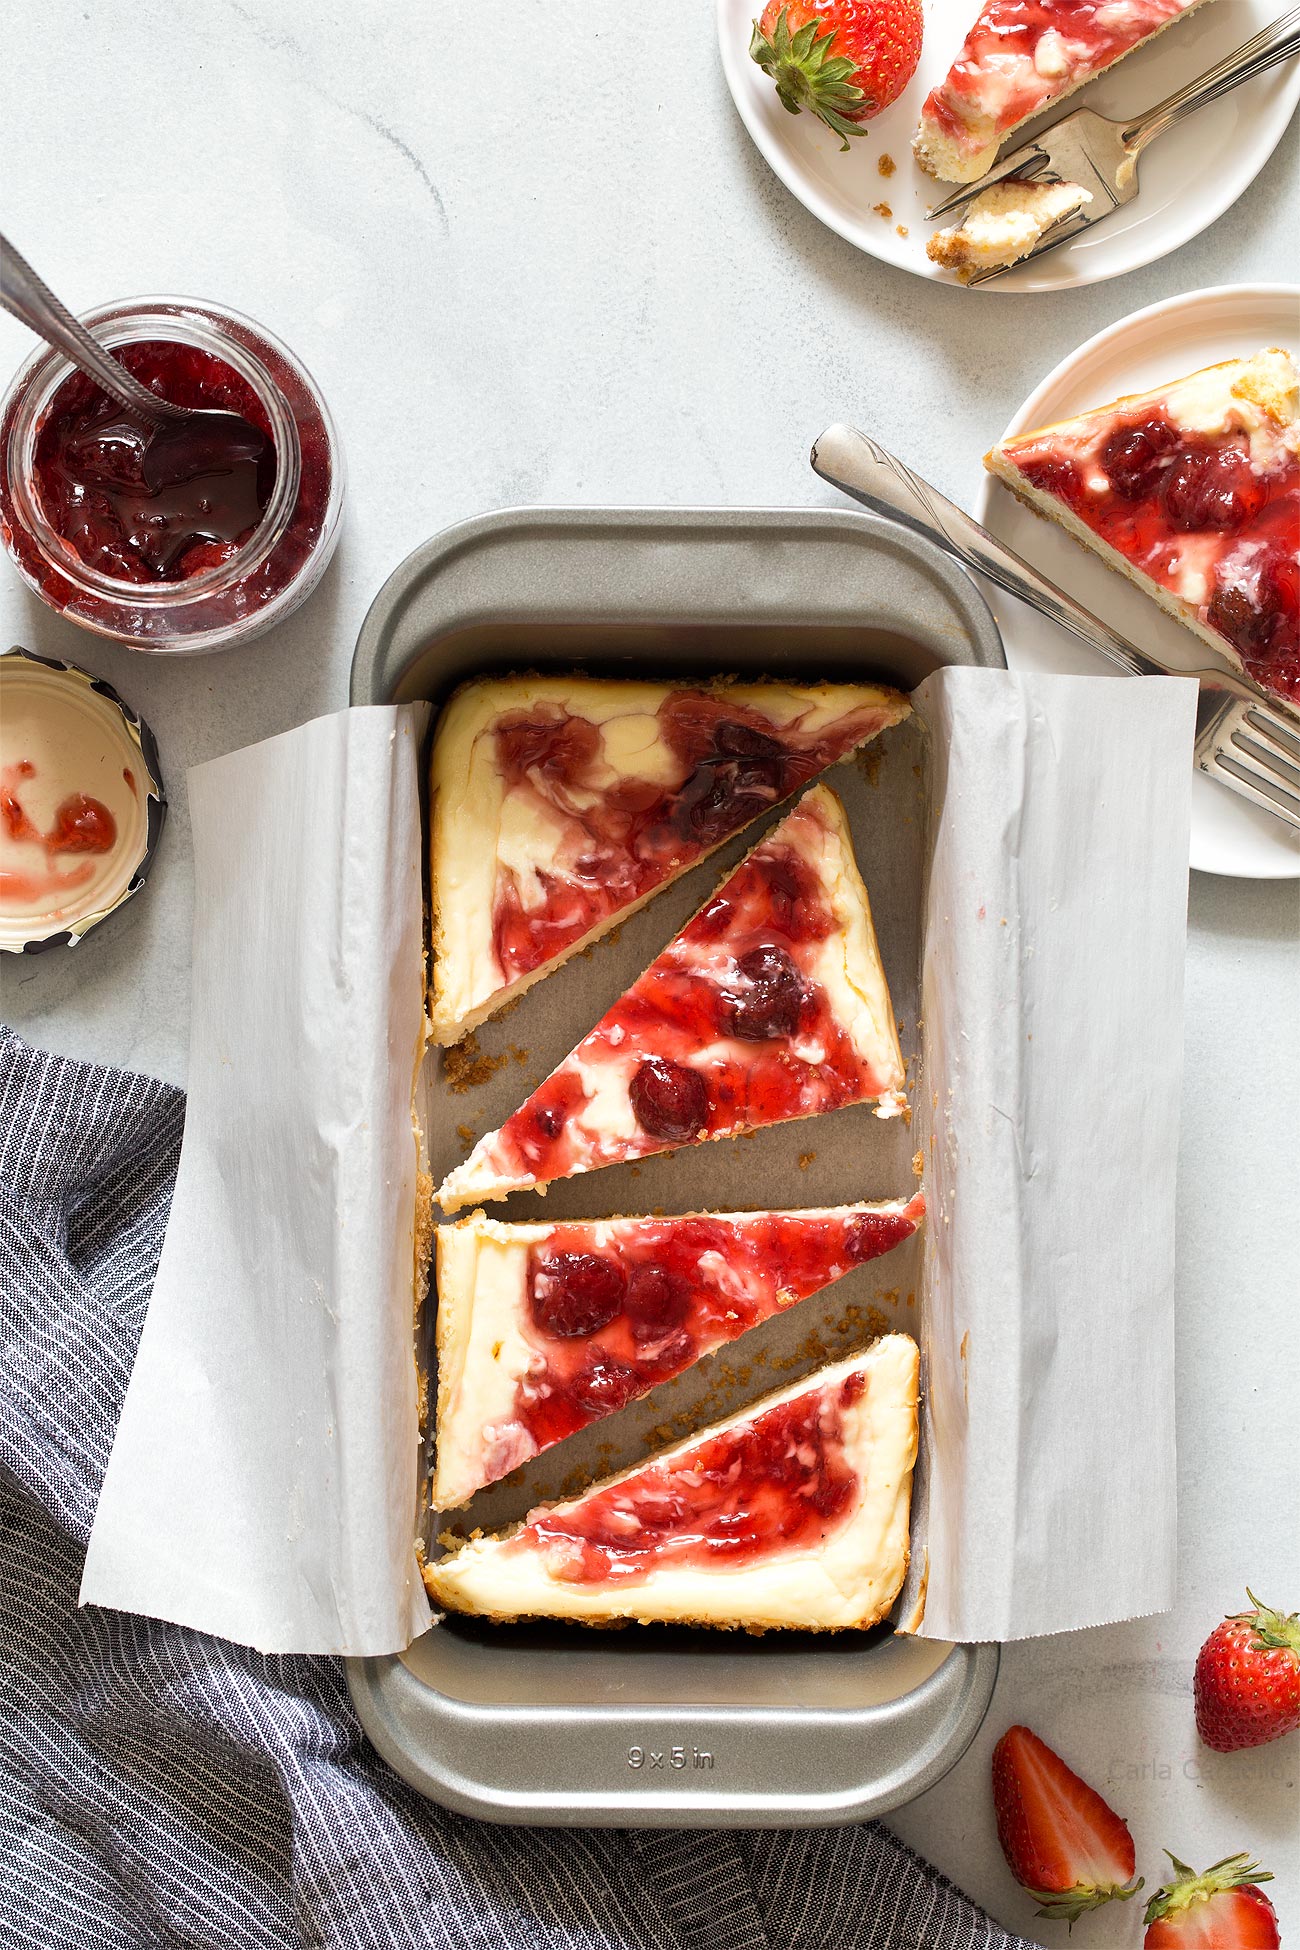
[427,1337,919,1630]
[914,0,1212,184]
[430,676,908,1044]
[433,1194,925,1508]
[436,784,906,1213]
[986,347,1300,704]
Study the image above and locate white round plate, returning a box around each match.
[717,0,1300,290]
[976,283,1300,879]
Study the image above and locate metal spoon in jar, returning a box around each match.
[0,233,268,490]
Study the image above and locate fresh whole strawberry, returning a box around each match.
[749,1,923,149]
[1195,1590,1300,1752]
[991,1724,1143,1924]
[1143,1854,1278,1948]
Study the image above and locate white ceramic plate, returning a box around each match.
[975,282,1300,878]
[717,0,1300,290]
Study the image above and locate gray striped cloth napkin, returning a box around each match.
[0,1024,1040,1950]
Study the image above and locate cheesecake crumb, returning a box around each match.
[878,153,896,178]
[912,1148,924,1178]
[456,1123,475,1150]
[798,1151,816,1171]
[872,201,892,222]
[856,744,884,787]
[413,1168,434,1325]
[510,1044,529,1065]
[444,1033,507,1092]
[896,224,909,239]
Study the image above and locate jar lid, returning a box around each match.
[0,646,165,951]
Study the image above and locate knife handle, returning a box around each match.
[810,423,1165,681]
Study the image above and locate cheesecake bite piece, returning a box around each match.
[435,784,906,1213]
[429,677,908,1045]
[986,346,1300,704]
[427,1336,920,1630]
[914,0,1212,185]
[432,1194,926,1508]
[927,177,1091,279]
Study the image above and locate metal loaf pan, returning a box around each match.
[348,505,1004,1827]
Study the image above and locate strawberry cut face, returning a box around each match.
[991,1725,1142,1925]
[1143,1854,1279,1950]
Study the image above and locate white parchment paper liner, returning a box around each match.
[901,670,1195,1640]
[81,705,433,1656]
[81,672,1196,1653]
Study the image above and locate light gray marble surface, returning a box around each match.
[1,2,1296,1937]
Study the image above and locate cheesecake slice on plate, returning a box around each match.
[914,0,1213,185]
[986,346,1300,704]
[427,1336,920,1631]
[435,784,906,1213]
[432,1194,925,1508]
[430,676,908,1044]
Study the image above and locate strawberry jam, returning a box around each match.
[1012,412,1300,702]
[0,299,342,652]
[923,0,1198,153]
[447,790,905,1204]
[514,1373,867,1585]
[32,342,275,584]
[509,1200,923,1460]
[488,690,893,986]
[488,832,868,1183]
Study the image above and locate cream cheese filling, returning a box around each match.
[428,1337,920,1629]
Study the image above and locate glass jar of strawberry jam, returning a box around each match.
[0,298,343,652]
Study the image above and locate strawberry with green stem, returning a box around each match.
[749,2,924,150]
[1195,1590,1300,1752]
[991,1724,1143,1925]
[1143,1854,1278,1948]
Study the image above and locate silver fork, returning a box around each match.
[810,424,1300,833]
[925,6,1300,285]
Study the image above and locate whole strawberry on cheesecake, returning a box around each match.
[750,1,924,150]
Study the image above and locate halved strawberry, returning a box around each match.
[1143,1854,1279,1948]
[991,1724,1143,1924]
[749,1,923,150]
[1194,1591,1300,1752]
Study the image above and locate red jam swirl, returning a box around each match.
[490,825,882,1186]
[0,760,118,908]
[925,0,1192,135]
[489,691,891,984]
[1014,410,1300,701]
[514,1201,922,1453]
[32,342,275,584]
[516,1372,867,1585]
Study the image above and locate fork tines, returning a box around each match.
[925,143,1051,222]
